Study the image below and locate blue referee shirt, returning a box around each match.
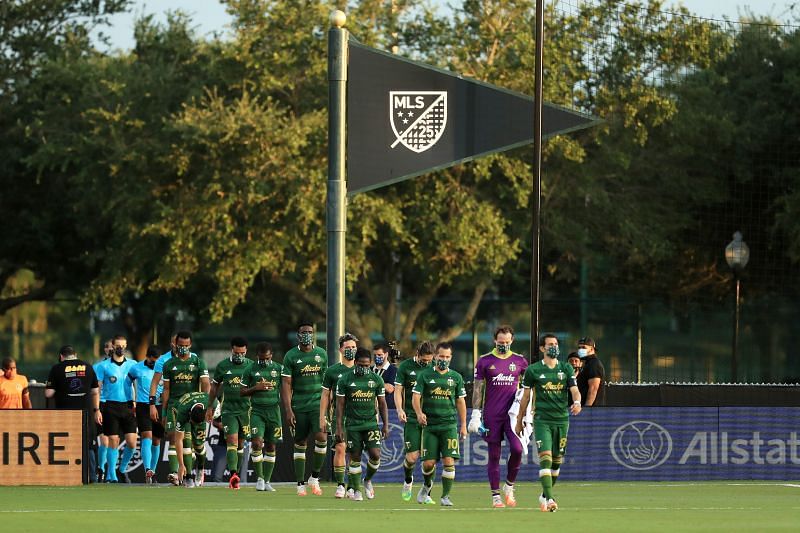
[95,358,136,402]
[128,360,162,405]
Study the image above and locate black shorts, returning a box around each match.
[102,401,137,436]
[135,404,165,439]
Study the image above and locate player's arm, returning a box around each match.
[585,377,600,406]
[91,386,102,424]
[281,375,295,427]
[334,393,346,443]
[175,429,186,480]
[411,390,426,426]
[568,373,582,415]
[319,383,331,433]
[149,369,162,421]
[469,378,484,433]
[377,395,389,438]
[149,371,162,400]
[456,396,467,440]
[394,383,406,422]
[200,375,210,394]
[156,379,170,422]
[514,387,532,435]
[21,385,32,409]
[206,380,219,421]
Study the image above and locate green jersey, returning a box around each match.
[281,345,328,413]
[162,354,208,400]
[242,360,282,408]
[395,357,430,421]
[322,362,354,419]
[412,367,466,429]
[336,370,385,431]
[213,357,253,415]
[522,359,575,423]
[174,391,210,426]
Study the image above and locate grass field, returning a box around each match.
[2,481,799,532]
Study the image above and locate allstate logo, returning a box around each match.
[379,423,406,472]
[610,420,672,470]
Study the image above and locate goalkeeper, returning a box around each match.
[469,325,529,508]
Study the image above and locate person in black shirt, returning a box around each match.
[372,342,397,410]
[575,337,604,407]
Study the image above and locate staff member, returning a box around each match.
[45,345,102,481]
[0,357,32,409]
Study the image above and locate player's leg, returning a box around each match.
[534,422,555,511]
[309,416,327,495]
[363,430,382,500]
[346,430,364,500]
[250,410,266,490]
[182,431,195,486]
[191,422,207,486]
[119,430,138,482]
[333,436,347,497]
[261,405,281,491]
[292,411,310,494]
[401,420,422,500]
[104,407,121,482]
[550,422,569,488]
[150,412,164,477]
[439,426,460,506]
[222,411,241,487]
[165,405,180,484]
[96,423,108,482]
[502,420,524,507]
[418,428,438,505]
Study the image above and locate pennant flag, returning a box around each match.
[346,41,599,194]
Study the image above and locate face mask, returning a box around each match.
[114,347,125,356]
[144,360,155,369]
[578,348,588,358]
[436,359,450,371]
[417,358,429,367]
[298,331,314,345]
[374,354,385,366]
[355,365,369,377]
[177,346,190,356]
[257,358,268,367]
[231,352,245,364]
[496,343,510,355]
[546,345,560,358]
[343,347,357,361]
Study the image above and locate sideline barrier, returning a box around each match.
[0,410,85,486]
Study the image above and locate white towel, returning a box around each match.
[509,388,533,454]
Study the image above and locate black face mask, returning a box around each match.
[114,347,125,357]
[144,360,155,369]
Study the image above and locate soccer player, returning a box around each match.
[128,346,165,484]
[515,333,581,512]
[319,333,357,498]
[241,342,282,492]
[335,347,389,501]
[94,335,137,483]
[412,342,467,507]
[394,341,435,501]
[469,324,529,508]
[94,339,113,482]
[158,330,210,486]
[208,336,254,489]
[172,391,210,483]
[281,321,328,496]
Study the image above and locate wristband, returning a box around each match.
[573,401,581,405]
[149,396,156,405]
[93,407,99,412]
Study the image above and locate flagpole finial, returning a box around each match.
[330,10,346,28]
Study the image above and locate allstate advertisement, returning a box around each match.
[370,408,800,482]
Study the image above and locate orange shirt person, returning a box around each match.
[0,357,32,409]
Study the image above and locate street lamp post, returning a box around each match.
[724,231,750,382]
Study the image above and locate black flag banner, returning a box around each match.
[346,40,599,194]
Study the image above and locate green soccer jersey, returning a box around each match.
[174,391,210,426]
[336,370,385,431]
[242,361,282,408]
[522,359,575,422]
[322,362,354,419]
[213,357,254,415]
[395,358,430,421]
[162,354,209,400]
[281,345,328,413]
[412,367,466,429]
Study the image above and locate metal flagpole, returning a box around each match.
[530,0,544,361]
[327,11,348,364]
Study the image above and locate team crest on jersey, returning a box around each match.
[270,371,278,377]
[109,376,117,384]
[509,362,517,372]
[389,91,447,153]
[314,355,321,362]
[189,364,195,371]
[557,371,565,380]
[447,377,454,387]
[368,380,375,389]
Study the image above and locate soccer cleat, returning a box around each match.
[364,479,375,500]
[119,470,132,484]
[440,496,454,507]
[145,469,154,485]
[401,481,413,501]
[352,490,364,501]
[96,468,105,484]
[346,488,355,500]
[297,484,307,496]
[263,482,276,492]
[538,494,548,512]
[229,472,240,490]
[308,476,323,496]
[335,485,346,499]
[547,498,558,512]
[196,470,204,487]
[168,472,180,486]
[185,476,196,488]
[503,483,517,507]
[256,478,266,491]
[492,494,506,508]
[417,485,432,504]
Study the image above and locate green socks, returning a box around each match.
[442,465,455,497]
[539,455,553,499]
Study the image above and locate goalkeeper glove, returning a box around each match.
[468,409,482,433]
